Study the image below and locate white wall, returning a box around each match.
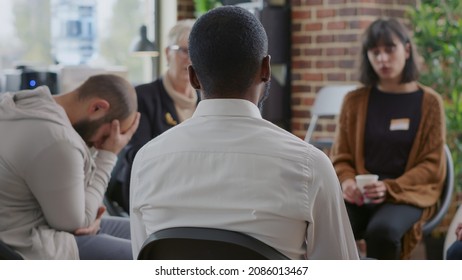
[158,0,177,75]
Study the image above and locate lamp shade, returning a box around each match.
[130,25,159,57]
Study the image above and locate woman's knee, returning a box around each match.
[366,223,402,245]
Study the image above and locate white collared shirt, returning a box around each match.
[130,99,358,260]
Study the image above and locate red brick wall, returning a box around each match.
[291,0,417,139]
[177,0,195,20]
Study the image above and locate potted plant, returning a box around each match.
[193,0,221,18]
[408,0,462,259]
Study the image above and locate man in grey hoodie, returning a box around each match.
[0,74,140,259]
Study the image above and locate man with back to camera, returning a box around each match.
[0,74,140,259]
[129,6,359,260]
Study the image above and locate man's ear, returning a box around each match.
[88,99,110,119]
[188,65,201,90]
[261,55,271,82]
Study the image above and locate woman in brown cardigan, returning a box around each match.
[331,18,446,259]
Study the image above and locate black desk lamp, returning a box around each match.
[130,25,159,57]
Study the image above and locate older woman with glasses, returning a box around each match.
[114,19,199,212]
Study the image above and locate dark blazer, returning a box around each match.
[109,78,199,212]
[129,78,179,162]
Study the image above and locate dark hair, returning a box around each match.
[188,6,268,97]
[359,18,419,86]
[76,74,137,122]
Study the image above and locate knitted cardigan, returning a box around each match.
[331,84,446,259]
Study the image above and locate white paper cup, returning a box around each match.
[355,174,379,203]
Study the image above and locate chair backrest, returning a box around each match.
[137,227,290,260]
[304,84,357,145]
[422,144,455,236]
[0,240,23,260]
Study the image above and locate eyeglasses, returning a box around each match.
[169,45,189,57]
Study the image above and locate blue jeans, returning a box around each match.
[74,216,132,260]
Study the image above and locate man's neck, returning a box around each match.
[53,92,79,125]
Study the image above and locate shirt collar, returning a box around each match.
[193,99,262,119]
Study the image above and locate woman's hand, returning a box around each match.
[363,181,387,204]
[95,113,140,155]
[341,178,364,206]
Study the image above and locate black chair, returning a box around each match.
[0,240,23,260]
[422,144,455,235]
[103,196,129,217]
[137,227,290,260]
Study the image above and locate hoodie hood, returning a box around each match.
[0,86,71,128]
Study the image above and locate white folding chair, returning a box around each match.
[304,84,357,148]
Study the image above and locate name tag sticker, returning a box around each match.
[390,118,410,131]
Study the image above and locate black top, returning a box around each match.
[364,86,423,180]
[127,78,181,162]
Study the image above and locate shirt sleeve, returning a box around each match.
[24,140,116,232]
[305,149,359,260]
[130,206,148,259]
[129,151,148,259]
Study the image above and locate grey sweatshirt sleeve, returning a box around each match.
[25,141,117,232]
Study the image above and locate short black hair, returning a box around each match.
[359,18,419,86]
[189,6,268,98]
